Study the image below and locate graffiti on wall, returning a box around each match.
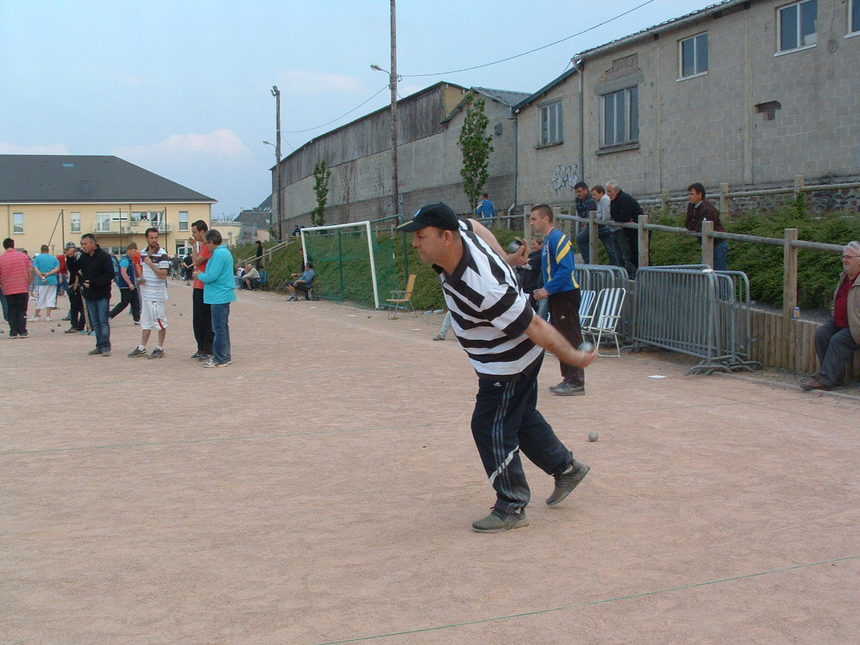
[552,164,580,192]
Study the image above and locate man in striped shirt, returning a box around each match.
[400,203,596,533]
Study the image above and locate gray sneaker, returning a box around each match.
[148,348,165,359]
[546,461,590,506]
[100,350,111,357]
[549,381,585,396]
[128,347,147,358]
[471,509,529,533]
[88,348,102,355]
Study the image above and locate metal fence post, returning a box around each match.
[701,220,715,268]
[638,214,650,269]
[783,228,798,318]
[588,210,599,263]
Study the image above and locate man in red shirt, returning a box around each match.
[189,220,214,360]
[0,238,35,338]
[803,241,860,391]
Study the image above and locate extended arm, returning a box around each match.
[524,315,596,368]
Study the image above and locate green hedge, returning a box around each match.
[651,199,860,310]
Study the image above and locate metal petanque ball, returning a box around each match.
[579,341,595,353]
[51,328,55,332]
[588,431,599,442]
[507,239,523,254]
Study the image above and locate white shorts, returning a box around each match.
[140,299,168,331]
[36,284,58,309]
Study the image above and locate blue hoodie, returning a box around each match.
[197,245,237,305]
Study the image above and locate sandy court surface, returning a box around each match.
[2,283,858,644]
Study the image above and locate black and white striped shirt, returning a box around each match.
[435,220,542,379]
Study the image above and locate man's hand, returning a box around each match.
[505,244,529,267]
[533,288,548,301]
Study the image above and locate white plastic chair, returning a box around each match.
[578,290,596,328]
[583,287,626,357]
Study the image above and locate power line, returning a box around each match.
[401,0,655,78]
[283,85,389,134]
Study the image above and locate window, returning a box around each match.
[602,87,639,147]
[13,212,24,234]
[539,101,563,146]
[70,212,81,233]
[778,0,817,53]
[679,33,708,78]
[178,211,189,231]
[851,0,860,35]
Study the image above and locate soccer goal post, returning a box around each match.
[300,220,400,309]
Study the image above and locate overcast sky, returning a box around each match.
[1,0,717,219]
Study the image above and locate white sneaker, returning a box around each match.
[45,316,52,322]
[28,316,39,322]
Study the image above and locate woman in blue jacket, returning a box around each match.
[195,229,237,367]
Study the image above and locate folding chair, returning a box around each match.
[386,274,417,319]
[578,289,596,328]
[583,287,626,357]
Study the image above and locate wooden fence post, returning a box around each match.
[661,190,670,213]
[719,182,729,221]
[794,175,805,195]
[588,210,599,264]
[783,228,798,318]
[638,214,650,269]
[701,220,714,268]
[522,204,531,233]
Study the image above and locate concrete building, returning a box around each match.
[235,194,272,243]
[276,82,528,229]
[514,0,860,208]
[0,155,214,257]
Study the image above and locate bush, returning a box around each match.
[650,202,860,310]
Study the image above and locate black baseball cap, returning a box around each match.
[398,202,459,232]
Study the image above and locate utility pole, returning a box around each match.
[271,85,283,240]
[388,0,399,215]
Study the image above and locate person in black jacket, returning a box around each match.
[606,180,644,278]
[77,233,114,356]
[63,242,86,333]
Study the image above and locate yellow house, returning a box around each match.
[0,155,215,258]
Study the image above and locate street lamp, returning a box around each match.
[371,1,399,216]
[270,85,283,240]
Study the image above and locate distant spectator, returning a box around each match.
[182,253,194,284]
[108,242,141,325]
[292,224,302,237]
[286,262,315,301]
[685,182,728,271]
[576,183,619,266]
[475,192,496,226]
[31,244,61,322]
[0,238,34,338]
[606,180,643,278]
[802,242,860,391]
[255,240,264,269]
[241,263,260,290]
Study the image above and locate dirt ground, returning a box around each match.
[2,284,858,644]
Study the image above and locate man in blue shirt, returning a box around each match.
[475,192,496,226]
[32,244,61,321]
[109,242,141,324]
[286,263,315,301]
[529,204,586,396]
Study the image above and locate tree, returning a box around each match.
[311,161,331,226]
[458,94,494,212]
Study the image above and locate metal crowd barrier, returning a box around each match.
[629,266,762,375]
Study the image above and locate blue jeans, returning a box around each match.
[576,225,619,266]
[714,241,729,271]
[815,319,859,387]
[210,303,231,364]
[0,289,8,322]
[85,297,111,351]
